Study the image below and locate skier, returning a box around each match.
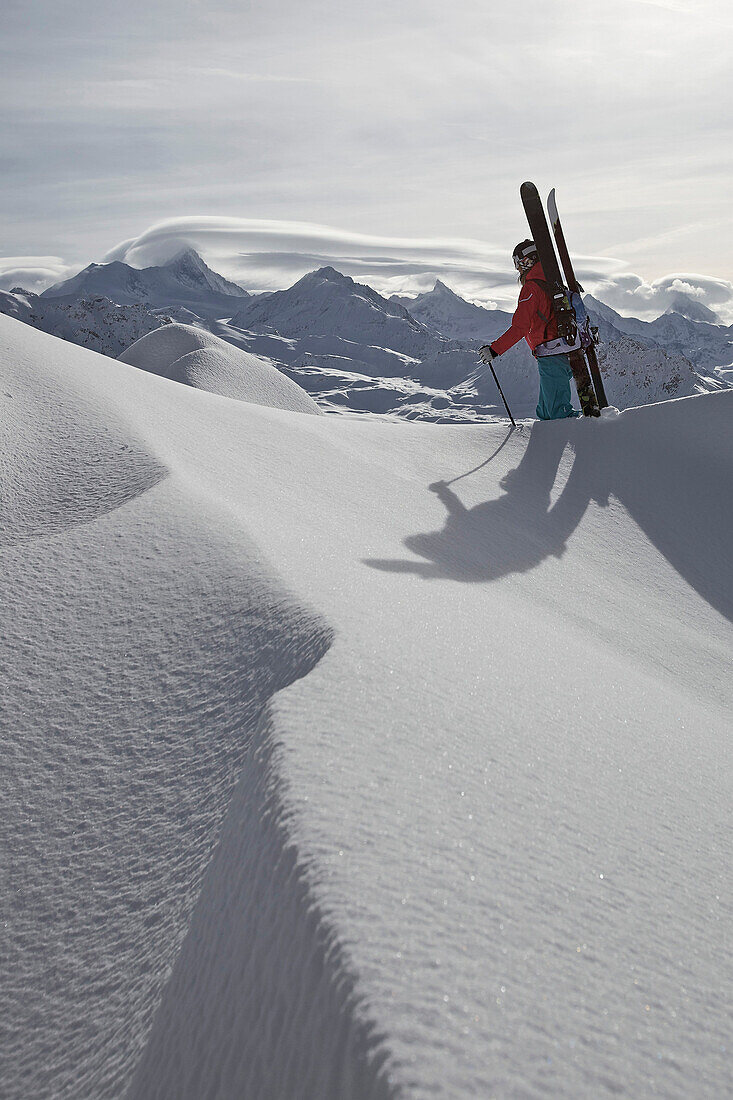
[480,241,596,420]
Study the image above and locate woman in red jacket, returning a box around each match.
[480,240,580,420]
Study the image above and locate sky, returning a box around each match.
[2,0,732,320]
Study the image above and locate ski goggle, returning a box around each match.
[513,245,538,273]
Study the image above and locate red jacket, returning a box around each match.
[491,262,558,357]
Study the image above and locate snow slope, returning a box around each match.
[119,322,321,414]
[2,313,731,1099]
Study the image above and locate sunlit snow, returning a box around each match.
[2,310,731,1099]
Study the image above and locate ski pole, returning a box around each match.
[485,359,516,428]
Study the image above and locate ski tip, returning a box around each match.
[547,187,558,222]
[520,181,540,206]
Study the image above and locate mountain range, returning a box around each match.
[2,248,731,419]
[584,294,733,372]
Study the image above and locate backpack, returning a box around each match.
[526,275,582,356]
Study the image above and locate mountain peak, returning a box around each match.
[664,295,719,324]
[41,247,247,313]
[163,246,208,271]
[292,267,357,294]
[157,248,246,298]
[229,264,429,342]
[312,266,351,283]
[432,279,458,298]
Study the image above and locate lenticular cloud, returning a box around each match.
[100,215,733,323]
[100,219,507,309]
[0,256,74,293]
[102,215,518,303]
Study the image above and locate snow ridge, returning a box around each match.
[0,315,395,1099]
[127,705,397,1100]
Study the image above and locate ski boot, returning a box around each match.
[577,380,601,417]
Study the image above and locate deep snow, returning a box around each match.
[119,322,321,413]
[2,313,731,1099]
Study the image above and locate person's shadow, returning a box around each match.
[366,422,601,582]
[364,398,733,626]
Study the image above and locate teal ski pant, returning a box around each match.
[535,353,577,420]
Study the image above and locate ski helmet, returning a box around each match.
[512,240,538,276]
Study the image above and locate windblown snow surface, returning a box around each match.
[1,312,731,1099]
[118,322,321,413]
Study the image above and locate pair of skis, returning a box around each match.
[520,182,608,409]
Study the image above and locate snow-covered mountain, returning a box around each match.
[596,333,712,405]
[41,248,249,317]
[665,293,720,324]
[383,277,727,412]
[3,310,731,1100]
[230,266,436,357]
[0,288,169,358]
[391,279,513,343]
[387,278,732,394]
[226,266,481,402]
[449,327,708,415]
[222,268,711,416]
[8,247,730,420]
[585,294,733,372]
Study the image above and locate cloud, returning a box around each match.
[591,271,733,324]
[104,215,733,323]
[0,257,75,293]
[102,214,624,311]
[5,217,731,327]
[3,0,732,300]
[627,0,692,11]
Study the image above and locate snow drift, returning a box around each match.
[119,322,321,413]
[2,312,731,1099]
[1,316,385,1099]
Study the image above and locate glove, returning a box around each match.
[479,344,497,364]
